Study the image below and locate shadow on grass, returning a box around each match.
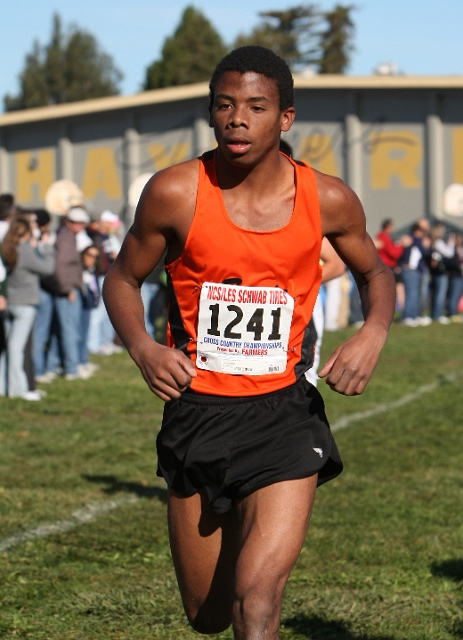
[83,474,167,503]
[282,614,396,640]
[430,560,463,638]
[431,559,463,582]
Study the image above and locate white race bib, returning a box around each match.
[196,282,294,375]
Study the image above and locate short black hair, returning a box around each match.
[34,208,51,228]
[0,193,14,220]
[209,46,294,111]
[0,193,14,207]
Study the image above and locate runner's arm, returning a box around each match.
[316,173,396,396]
[103,163,198,401]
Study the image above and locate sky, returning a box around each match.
[1,0,463,111]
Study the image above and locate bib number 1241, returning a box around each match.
[196,282,294,375]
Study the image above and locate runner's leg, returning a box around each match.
[233,476,318,640]
[169,475,317,638]
[168,488,239,634]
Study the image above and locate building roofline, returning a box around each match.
[294,74,463,89]
[0,82,210,127]
[1,75,463,128]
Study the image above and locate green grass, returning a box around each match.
[0,322,462,639]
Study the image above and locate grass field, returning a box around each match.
[0,322,462,639]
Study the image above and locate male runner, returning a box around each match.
[103,46,396,640]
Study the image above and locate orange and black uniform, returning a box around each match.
[157,151,342,511]
[166,150,322,395]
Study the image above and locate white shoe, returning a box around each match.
[98,343,124,355]
[22,391,42,401]
[110,344,124,354]
[96,344,113,356]
[35,372,56,384]
[417,316,432,326]
[402,318,418,327]
[85,362,100,373]
[437,316,451,325]
[77,364,93,380]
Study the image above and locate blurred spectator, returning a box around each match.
[429,222,455,324]
[400,222,431,326]
[306,238,346,386]
[0,216,55,400]
[22,211,48,394]
[53,207,90,379]
[78,244,101,377]
[141,259,167,341]
[86,210,122,355]
[0,239,7,358]
[376,218,407,266]
[417,217,432,318]
[324,275,343,331]
[0,193,15,242]
[348,271,364,327]
[33,209,62,383]
[100,210,122,256]
[375,218,411,311]
[447,233,463,321]
[0,195,12,344]
[337,272,352,329]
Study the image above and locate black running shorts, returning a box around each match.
[156,376,343,513]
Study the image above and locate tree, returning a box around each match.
[144,6,228,90]
[4,14,123,111]
[234,6,320,70]
[233,3,355,74]
[318,4,355,74]
[5,41,50,110]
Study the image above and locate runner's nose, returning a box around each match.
[229,106,247,128]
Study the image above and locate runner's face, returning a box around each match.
[210,71,295,166]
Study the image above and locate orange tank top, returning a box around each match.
[165,150,322,396]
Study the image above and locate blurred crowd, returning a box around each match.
[320,216,463,332]
[375,217,463,327]
[0,193,166,401]
[285,215,463,338]
[1,189,462,402]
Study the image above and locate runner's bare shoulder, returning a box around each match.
[313,169,365,237]
[135,158,201,235]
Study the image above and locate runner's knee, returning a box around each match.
[233,576,285,635]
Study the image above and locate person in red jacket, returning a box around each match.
[376,219,405,268]
[375,218,411,311]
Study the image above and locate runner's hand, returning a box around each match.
[131,338,197,401]
[318,325,387,396]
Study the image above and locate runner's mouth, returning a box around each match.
[226,140,251,153]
